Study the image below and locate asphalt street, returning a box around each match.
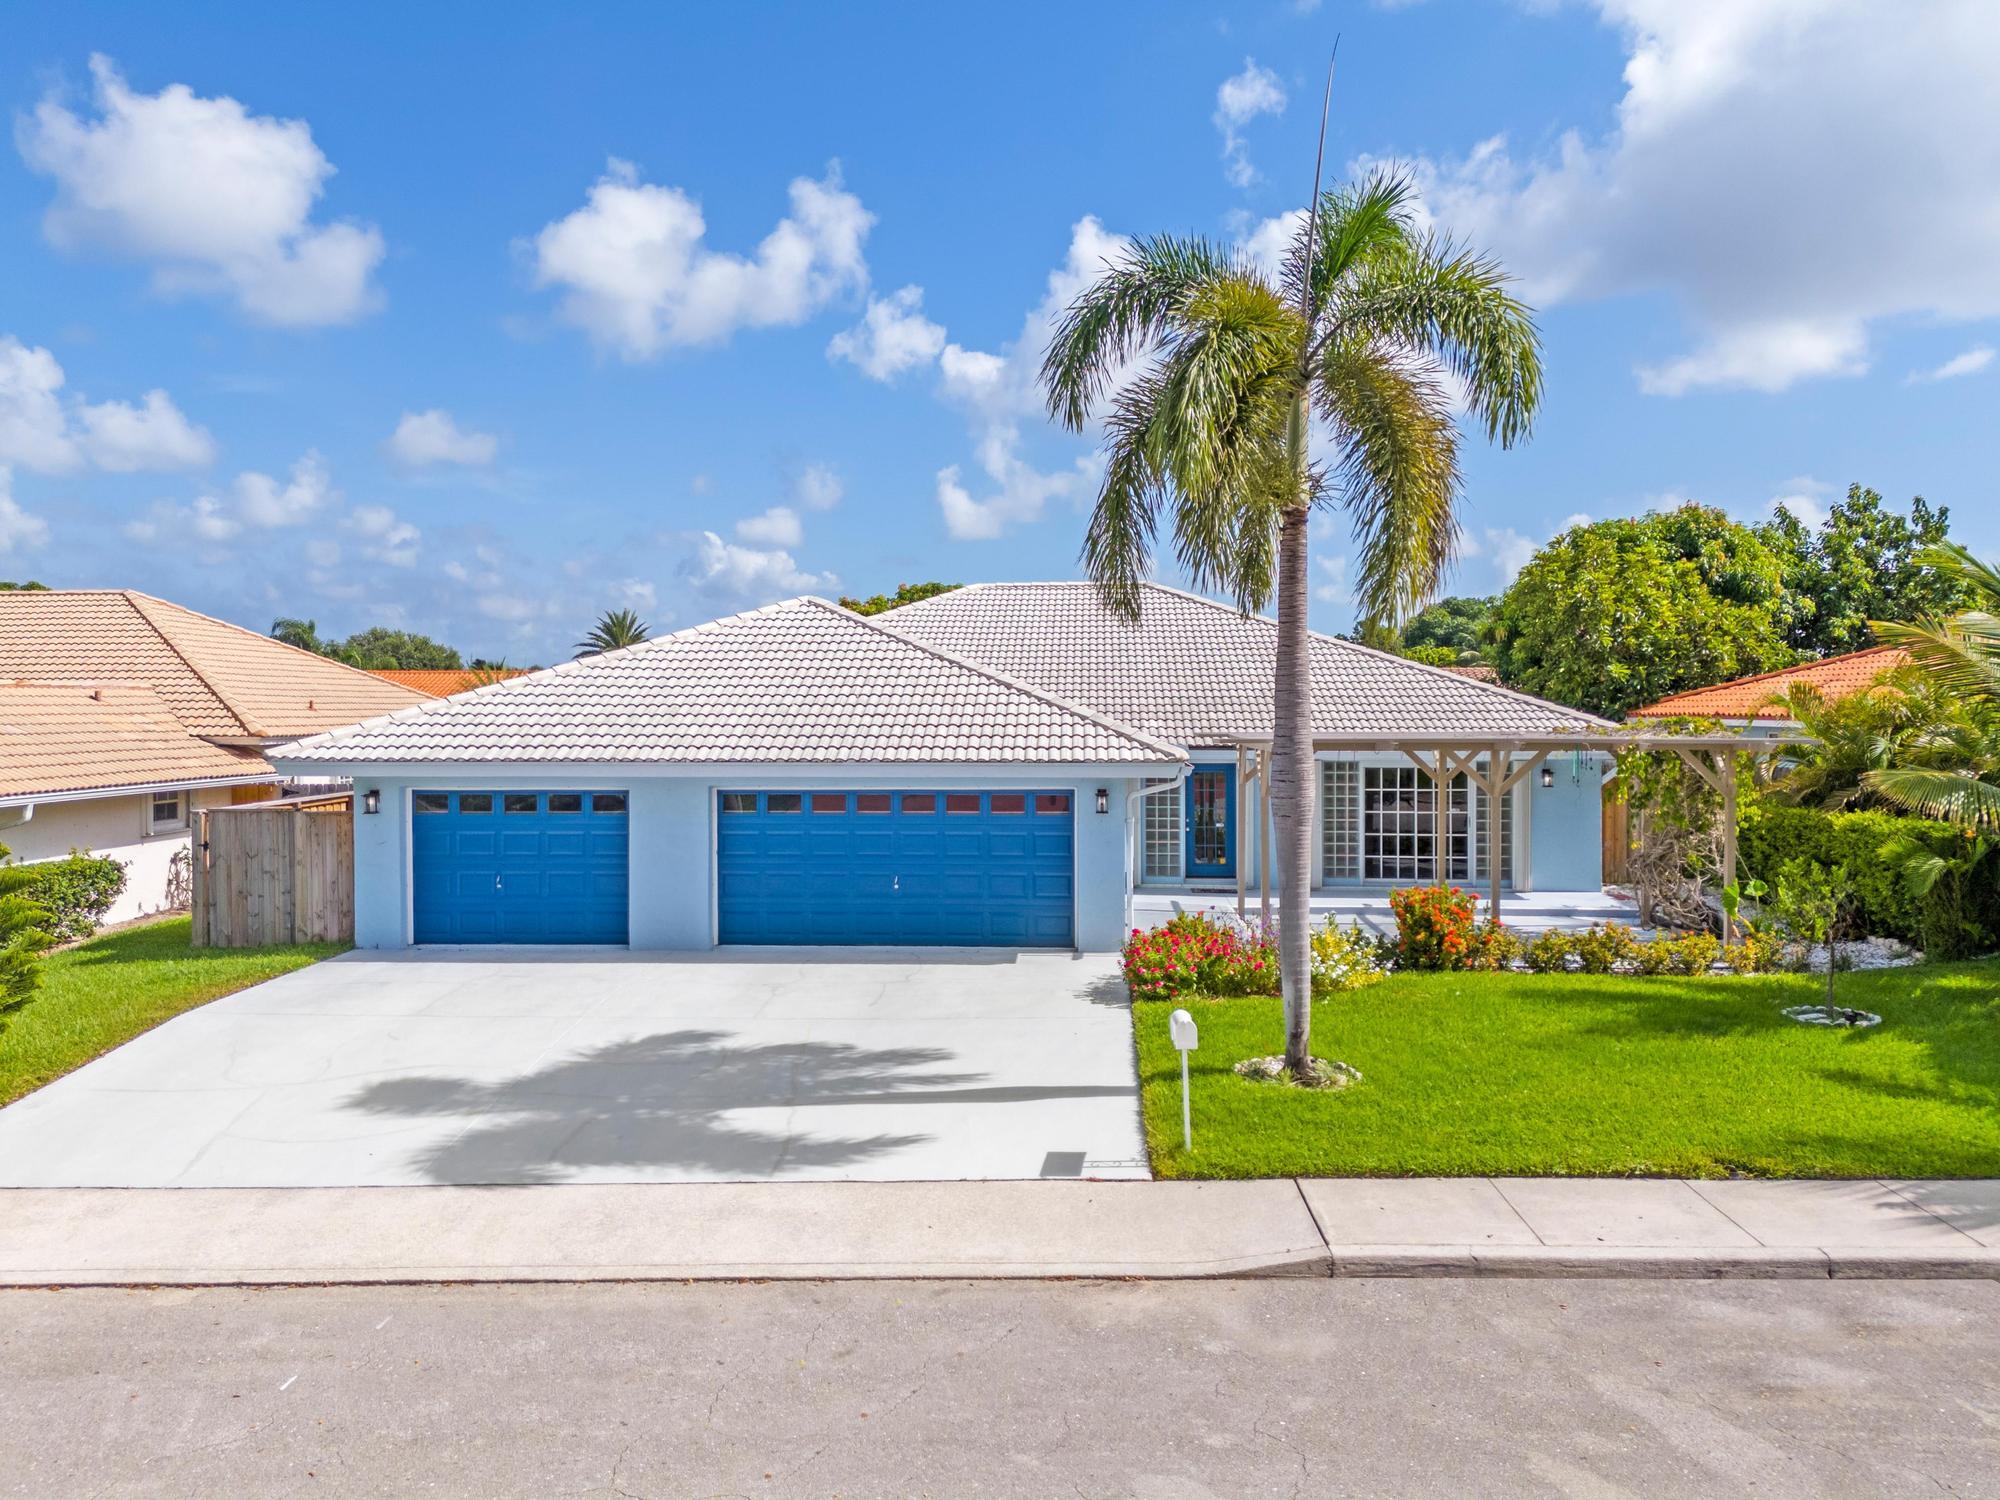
[4,1278,1996,1498]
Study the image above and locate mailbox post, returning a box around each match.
[1168,1007,1198,1151]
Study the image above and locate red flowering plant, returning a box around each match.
[1121,911,1277,1001]
[1387,884,1483,971]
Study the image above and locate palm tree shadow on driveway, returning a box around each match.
[343,1029,1134,1183]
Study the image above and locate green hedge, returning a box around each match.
[8,853,127,943]
[1737,803,1996,957]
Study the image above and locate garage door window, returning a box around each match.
[945,793,980,815]
[414,792,449,815]
[721,792,756,814]
[459,793,493,814]
[767,793,803,814]
[1036,793,1071,815]
[811,793,847,814]
[857,793,892,813]
[548,793,583,814]
[989,793,1026,814]
[592,792,627,814]
[504,794,538,814]
[901,793,936,813]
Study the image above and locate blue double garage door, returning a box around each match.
[412,790,629,944]
[718,789,1075,947]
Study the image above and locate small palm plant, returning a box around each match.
[1041,167,1541,1074]
[576,608,652,658]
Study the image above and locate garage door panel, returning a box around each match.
[413,791,627,945]
[717,789,1074,948]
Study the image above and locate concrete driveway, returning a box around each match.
[0,950,1148,1187]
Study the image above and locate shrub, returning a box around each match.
[1309,918,1384,997]
[1573,922,1640,974]
[1122,913,1275,1002]
[1723,929,1786,974]
[1634,936,1678,976]
[1388,884,1480,970]
[1462,920,1524,972]
[1665,932,1721,975]
[1738,802,1996,956]
[0,841,53,1025]
[1524,928,1577,973]
[10,851,127,943]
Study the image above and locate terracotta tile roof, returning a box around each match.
[0,590,428,739]
[884,582,1615,743]
[272,598,1187,767]
[367,668,532,698]
[1630,645,1912,721]
[1442,663,1501,684]
[0,681,272,799]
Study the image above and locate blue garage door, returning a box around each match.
[717,790,1075,947]
[412,790,629,944]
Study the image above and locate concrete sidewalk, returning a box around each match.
[3,1177,1997,1285]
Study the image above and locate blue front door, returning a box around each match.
[412,790,629,944]
[1185,767,1236,879]
[717,789,1075,946]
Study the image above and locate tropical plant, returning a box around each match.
[1770,858,1857,1005]
[576,607,652,657]
[1865,543,2000,830]
[1387,884,1481,970]
[838,581,962,616]
[7,852,127,943]
[1042,166,1541,1072]
[1771,665,1989,812]
[0,843,53,1030]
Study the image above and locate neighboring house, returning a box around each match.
[270,584,1613,953]
[0,590,429,925]
[1629,645,1911,736]
[366,668,531,698]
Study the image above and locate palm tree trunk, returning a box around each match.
[1275,396,1316,1073]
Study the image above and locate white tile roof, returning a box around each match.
[270,597,1186,766]
[886,582,1616,743]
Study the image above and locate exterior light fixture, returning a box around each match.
[1539,766,1555,789]
[362,788,381,815]
[1095,787,1109,815]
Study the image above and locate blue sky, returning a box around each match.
[3,1,1996,662]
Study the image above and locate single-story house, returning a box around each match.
[1630,644,1911,736]
[270,584,1616,952]
[0,589,428,925]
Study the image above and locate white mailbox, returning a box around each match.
[1168,1008,1198,1150]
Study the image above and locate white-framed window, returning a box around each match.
[1319,758,1515,885]
[147,788,188,834]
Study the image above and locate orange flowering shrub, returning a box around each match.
[1387,884,1482,970]
[1121,912,1276,1001]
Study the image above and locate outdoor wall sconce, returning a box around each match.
[1095,787,1109,815]
[1539,765,1556,789]
[362,788,381,815]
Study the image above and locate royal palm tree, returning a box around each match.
[1866,543,2000,829]
[576,607,651,658]
[1041,167,1541,1073]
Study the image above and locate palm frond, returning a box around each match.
[1040,235,1249,432]
[1314,341,1462,625]
[1284,168,1420,316]
[1863,767,2000,829]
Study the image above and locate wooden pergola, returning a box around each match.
[1228,730,1801,938]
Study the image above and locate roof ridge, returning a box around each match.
[130,589,442,707]
[1635,644,1909,713]
[801,597,1189,761]
[120,591,262,739]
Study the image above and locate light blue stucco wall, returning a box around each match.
[1524,759,1608,892]
[330,765,1153,953]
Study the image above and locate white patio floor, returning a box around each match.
[1129,886,1646,937]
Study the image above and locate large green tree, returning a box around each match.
[839,581,962,616]
[1764,485,1969,657]
[1489,505,1801,719]
[271,618,463,669]
[1042,168,1541,1072]
[1398,594,1497,662]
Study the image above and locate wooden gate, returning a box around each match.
[1602,783,1632,885]
[192,794,354,947]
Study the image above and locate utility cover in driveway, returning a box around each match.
[412,790,628,944]
[717,789,1075,946]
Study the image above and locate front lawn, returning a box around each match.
[0,916,343,1107]
[1134,961,2000,1179]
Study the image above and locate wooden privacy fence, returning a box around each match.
[192,793,354,947]
[1602,784,1632,884]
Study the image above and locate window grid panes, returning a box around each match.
[1337,764,1513,884]
[1321,759,1358,880]
[1142,778,1182,881]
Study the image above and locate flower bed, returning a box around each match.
[1122,911,1382,1002]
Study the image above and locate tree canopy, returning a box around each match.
[1489,505,1800,719]
[270,618,463,670]
[1398,594,1497,662]
[838,581,961,616]
[1765,485,1970,657]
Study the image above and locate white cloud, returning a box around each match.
[610,577,657,614]
[735,504,803,547]
[1386,1,2000,394]
[1769,475,1831,529]
[682,531,834,605]
[1241,207,1307,281]
[350,502,420,566]
[1482,527,1541,584]
[1908,344,1995,384]
[18,55,384,326]
[793,462,843,511]
[1313,554,1350,607]
[235,450,333,527]
[123,492,240,546]
[529,159,873,359]
[0,470,50,555]
[0,335,212,474]
[1215,59,1287,189]
[385,409,498,468]
[827,284,948,380]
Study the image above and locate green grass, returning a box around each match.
[1135,961,2000,1180]
[0,916,343,1107]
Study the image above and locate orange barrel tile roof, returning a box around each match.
[1629,645,1912,721]
[366,668,532,698]
[0,681,272,799]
